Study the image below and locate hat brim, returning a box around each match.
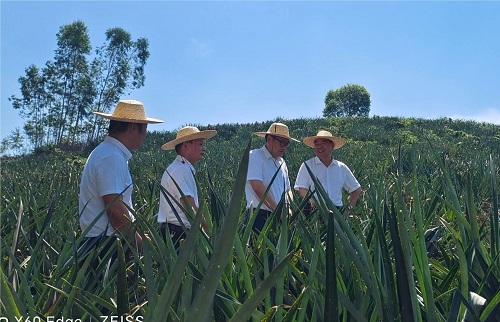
[93,111,164,124]
[303,136,345,149]
[161,130,217,150]
[254,132,300,142]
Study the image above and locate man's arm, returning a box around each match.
[180,195,198,213]
[298,187,316,207]
[298,188,308,199]
[348,187,362,208]
[249,180,278,211]
[181,195,209,233]
[102,194,143,250]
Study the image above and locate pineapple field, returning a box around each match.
[1,116,499,321]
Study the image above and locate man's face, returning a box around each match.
[313,138,334,158]
[267,135,290,158]
[186,138,207,163]
[130,123,148,151]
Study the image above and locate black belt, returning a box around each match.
[247,209,272,216]
[161,223,184,233]
[80,235,114,248]
[258,209,272,217]
[79,235,123,259]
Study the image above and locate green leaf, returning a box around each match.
[116,238,129,315]
[0,265,23,318]
[186,139,251,321]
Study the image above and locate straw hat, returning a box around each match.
[303,130,345,149]
[93,100,164,124]
[161,126,217,150]
[254,122,299,142]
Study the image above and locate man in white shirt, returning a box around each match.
[158,126,217,247]
[245,122,299,234]
[79,100,163,266]
[294,130,361,216]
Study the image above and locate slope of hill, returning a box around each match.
[1,116,499,320]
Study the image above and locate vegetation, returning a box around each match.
[7,20,149,151]
[1,116,499,321]
[323,84,371,117]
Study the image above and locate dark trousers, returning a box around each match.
[303,201,313,218]
[161,223,187,249]
[78,235,134,286]
[78,235,137,316]
[79,235,120,269]
[252,209,273,234]
[243,209,272,246]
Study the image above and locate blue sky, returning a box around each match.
[2,1,500,141]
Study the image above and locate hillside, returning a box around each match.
[2,116,499,206]
[2,115,499,213]
[146,115,499,196]
[1,115,499,320]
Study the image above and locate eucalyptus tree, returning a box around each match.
[0,128,25,156]
[11,21,92,147]
[87,28,150,143]
[9,65,48,149]
[0,137,8,156]
[9,128,25,155]
[9,21,150,151]
[50,20,92,145]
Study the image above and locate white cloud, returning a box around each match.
[451,108,500,125]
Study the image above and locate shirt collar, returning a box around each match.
[175,155,196,171]
[105,136,132,161]
[262,145,282,162]
[313,156,336,167]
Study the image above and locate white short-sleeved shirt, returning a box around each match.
[79,136,134,237]
[245,146,291,211]
[294,156,360,207]
[157,155,198,228]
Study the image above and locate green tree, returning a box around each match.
[10,21,91,148]
[10,128,25,155]
[323,84,371,117]
[87,28,150,142]
[0,128,26,156]
[0,137,8,156]
[9,21,150,151]
[51,20,92,145]
[9,65,48,149]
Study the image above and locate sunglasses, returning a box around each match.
[272,136,290,147]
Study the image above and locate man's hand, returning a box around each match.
[250,180,278,211]
[103,194,146,252]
